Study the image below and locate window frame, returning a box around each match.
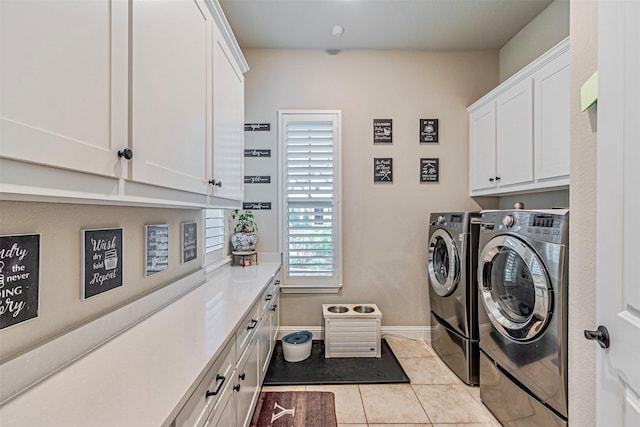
[278,110,343,294]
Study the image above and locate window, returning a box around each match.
[279,111,342,293]
[204,208,226,266]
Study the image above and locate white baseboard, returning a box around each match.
[277,325,433,342]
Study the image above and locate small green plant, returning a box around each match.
[230,209,258,234]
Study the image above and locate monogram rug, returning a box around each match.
[249,391,337,427]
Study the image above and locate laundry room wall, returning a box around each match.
[499,0,570,82]
[242,49,498,331]
[0,201,203,361]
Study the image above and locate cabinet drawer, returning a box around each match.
[259,280,278,315]
[236,303,260,358]
[173,340,234,427]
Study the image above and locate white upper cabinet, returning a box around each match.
[495,78,534,189]
[130,0,212,195]
[0,0,128,178]
[468,37,570,196]
[0,0,248,208]
[211,24,245,202]
[534,51,570,181]
[469,103,497,192]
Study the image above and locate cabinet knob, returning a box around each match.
[271,304,277,311]
[117,148,133,160]
[495,176,501,181]
[208,179,222,187]
[239,373,246,381]
[489,177,494,182]
[233,384,241,392]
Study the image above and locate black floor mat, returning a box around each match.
[263,339,410,385]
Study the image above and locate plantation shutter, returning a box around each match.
[280,111,342,291]
[204,209,225,263]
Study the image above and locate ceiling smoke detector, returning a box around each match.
[331,25,344,37]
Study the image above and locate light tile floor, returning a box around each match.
[261,337,501,427]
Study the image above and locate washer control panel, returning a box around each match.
[480,210,569,244]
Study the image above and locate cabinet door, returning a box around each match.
[496,78,534,188]
[0,0,127,177]
[211,26,244,201]
[236,335,259,427]
[130,0,211,195]
[534,51,570,181]
[469,103,497,192]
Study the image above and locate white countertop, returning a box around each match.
[0,262,281,427]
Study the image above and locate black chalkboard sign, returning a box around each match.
[244,123,271,132]
[244,175,271,184]
[244,149,271,158]
[419,119,439,143]
[145,225,169,277]
[243,202,272,210]
[374,158,393,183]
[82,228,123,299]
[0,234,40,330]
[373,119,393,144]
[181,222,197,264]
[420,158,440,182]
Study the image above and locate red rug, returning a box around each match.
[250,391,337,427]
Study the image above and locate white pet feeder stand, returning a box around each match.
[322,303,382,358]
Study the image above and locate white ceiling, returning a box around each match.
[219,0,554,51]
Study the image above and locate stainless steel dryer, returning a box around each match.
[477,209,569,427]
[427,211,480,385]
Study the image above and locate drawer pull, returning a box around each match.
[233,384,241,392]
[239,373,246,381]
[275,280,280,285]
[205,374,225,398]
[271,305,277,312]
[265,295,272,301]
[247,319,258,330]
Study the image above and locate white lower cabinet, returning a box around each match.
[468,37,570,196]
[173,271,280,427]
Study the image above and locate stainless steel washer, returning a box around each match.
[427,211,480,385]
[477,209,569,427]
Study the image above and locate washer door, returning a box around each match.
[478,235,552,341]
[428,229,460,297]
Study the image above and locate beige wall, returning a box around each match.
[568,0,598,425]
[0,201,203,361]
[499,0,570,82]
[243,49,499,328]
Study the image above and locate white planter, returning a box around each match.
[231,232,257,251]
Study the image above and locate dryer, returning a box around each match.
[427,211,480,385]
[477,209,569,427]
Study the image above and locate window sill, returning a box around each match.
[279,283,343,294]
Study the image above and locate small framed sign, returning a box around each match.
[244,123,271,132]
[181,222,197,264]
[243,202,272,210]
[419,119,439,143]
[145,225,169,277]
[81,228,123,299]
[0,234,40,329]
[244,175,271,184]
[373,119,393,144]
[374,158,393,183]
[244,149,271,158]
[420,158,440,183]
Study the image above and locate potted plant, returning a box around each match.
[230,209,258,251]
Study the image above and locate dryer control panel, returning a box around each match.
[480,209,569,245]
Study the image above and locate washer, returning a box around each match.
[477,209,569,426]
[427,211,480,385]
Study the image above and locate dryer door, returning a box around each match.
[428,229,460,297]
[478,235,552,341]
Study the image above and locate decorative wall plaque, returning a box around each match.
[374,158,393,183]
[244,175,271,184]
[373,119,393,144]
[419,119,439,143]
[243,202,272,210]
[420,158,440,183]
[181,222,197,264]
[145,225,169,277]
[244,123,271,131]
[244,149,271,158]
[81,228,123,299]
[0,234,40,329]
